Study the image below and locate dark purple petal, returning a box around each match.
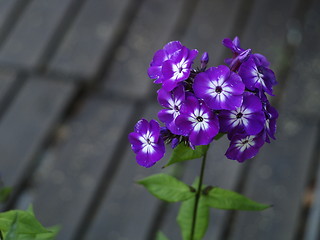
[163,41,183,55]
[128,132,143,153]
[149,119,161,140]
[150,49,167,66]
[136,137,165,168]
[176,96,219,145]
[193,66,244,110]
[238,55,275,95]
[242,92,263,113]
[200,52,209,69]
[134,118,148,134]
[225,133,265,162]
[222,37,243,54]
[158,109,174,123]
[253,53,270,67]
[157,88,172,108]
[218,92,265,137]
[129,119,166,168]
[175,114,194,136]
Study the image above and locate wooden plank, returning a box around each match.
[48,0,132,80]
[102,0,184,99]
[0,0,75,70]
[182,0,243,64]
[0,77,75,188]
[304,149,320,240]
[237,0,300,73]
[0,0,22,40]
[26,98,134,240]
[280,1,320,118]
[0,70,19,114]
[229,1,320,238]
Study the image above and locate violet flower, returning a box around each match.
[219,92,265,137]
[175,95,219,146]
[148,41,183,84]
[128,119,165,168]
[225,133,265,162]
[157,84,185,135]
[264,103,278,143]
[161,46,198,91]
[193,65,245,110]
[238,55,276,96]
[223,37,251,71]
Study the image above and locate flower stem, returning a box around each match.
[190,151,207,240]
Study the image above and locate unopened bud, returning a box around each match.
[200,52,209,70]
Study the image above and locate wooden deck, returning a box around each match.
[0,0,319,239]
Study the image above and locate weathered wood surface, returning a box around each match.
[0,77,75,189]
[0,0,77,70]
[229,0,320,239]
[0,0,318,239]
[102,0,184,99]
[83,103,164,240]
[29,98,134,240]
[48,0,133,80]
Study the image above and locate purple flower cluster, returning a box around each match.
[129,37,278,167]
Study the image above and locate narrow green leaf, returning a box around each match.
[177,196,209,240]
[164,144,209,167]
[137,173,195,202]
[0,187,12,203]
[204,187,270,211]
[156,231,169,240]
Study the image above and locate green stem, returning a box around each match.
[190,151,207,240]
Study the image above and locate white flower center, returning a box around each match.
[235,135,255,152]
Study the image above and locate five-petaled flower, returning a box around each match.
[128,119,165,168]
[193,65,245,110]
[176,95,219,146]
[226,133,265,162]
[129,37,278,167]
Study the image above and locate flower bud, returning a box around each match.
[200,52,209,70]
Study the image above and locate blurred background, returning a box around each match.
[0,0,319,239]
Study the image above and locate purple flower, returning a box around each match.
[238,55,276,95]
[219,92,265,137]
[193,65,245,110]
[128,119,165,168]
[225,133,265,162]
[223,37,251,71]
[175,95,219,146]
[264,103,278,143]
[223,36,243,55]
[148,41,183,84]
[157,84,185,135]
[200,52,209,70]
[161,46,198,91]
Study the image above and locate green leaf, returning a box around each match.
[177,196,209,240]
[4,214,18,240]
[0,187,12,203]
[0,209,59,240]
[204,187,270,211]
[164,144,209,167]
[155,231,169,240]
[137,173,195,202]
